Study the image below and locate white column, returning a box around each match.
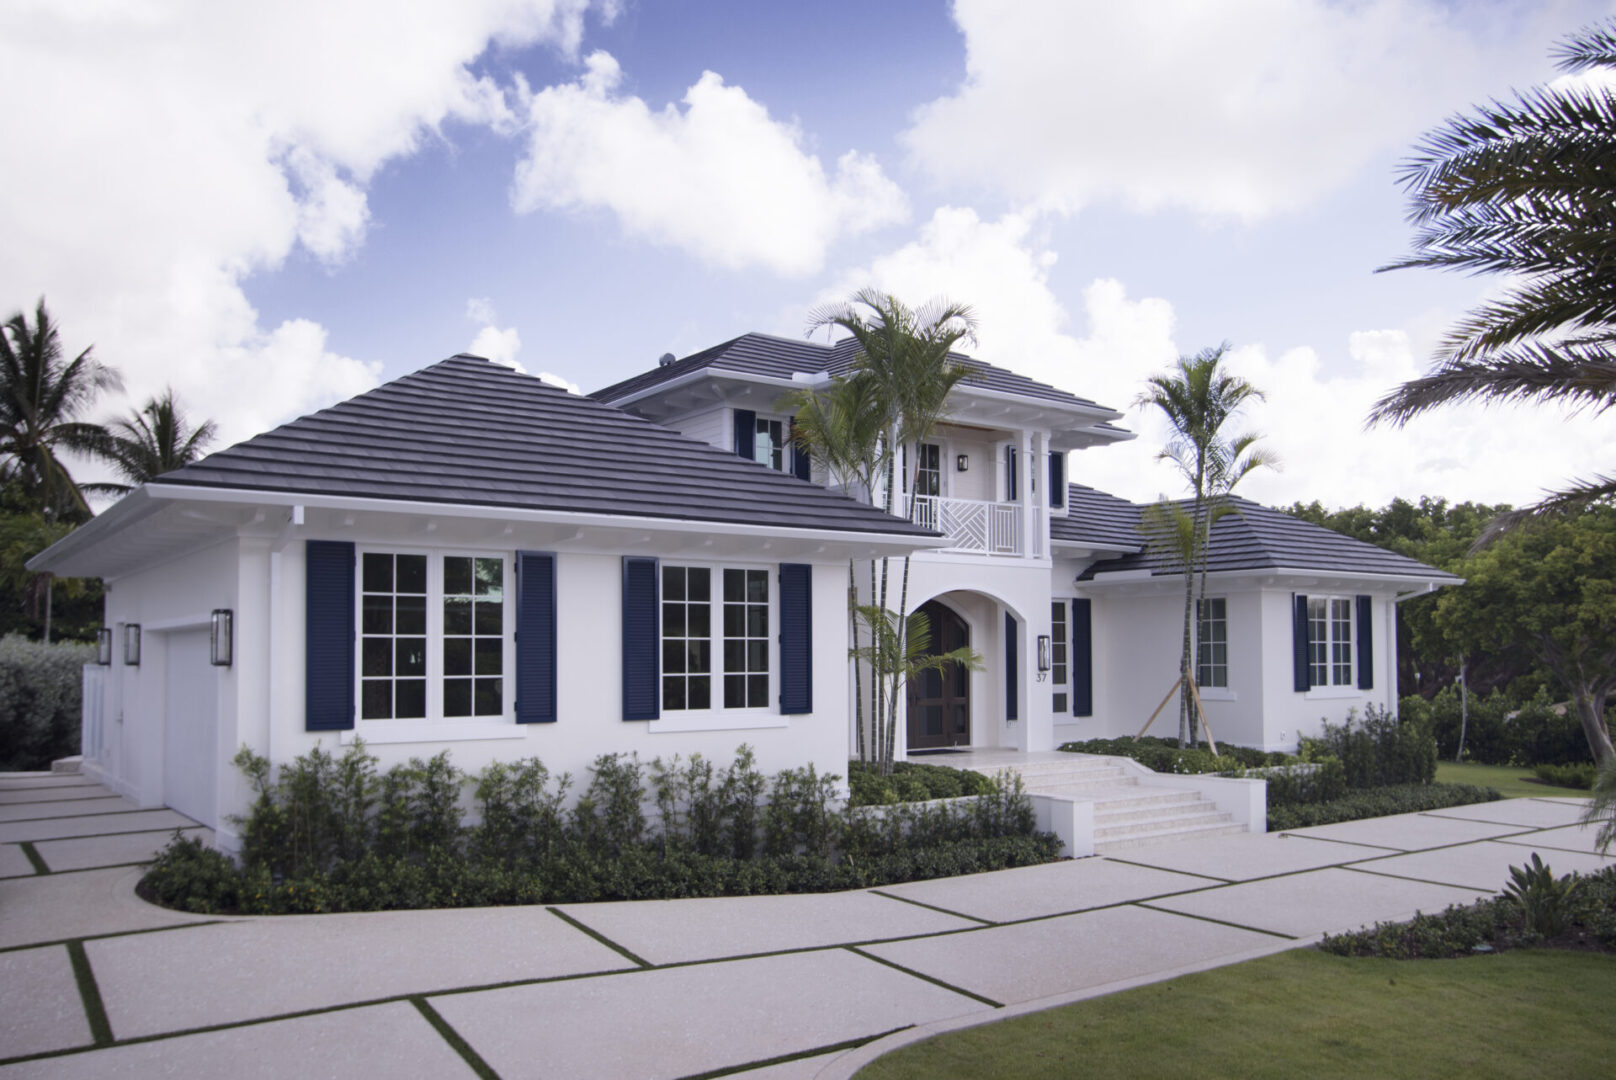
[1020,428,1036,559]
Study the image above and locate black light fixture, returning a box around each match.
[95,628,112,666]
[123,624,141,667]
[210,609,233,667]
[956,454,969,472]
[1037,634,1051,673]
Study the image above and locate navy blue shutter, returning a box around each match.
[1006,446,1018,501]
[1005,611,1018,721]
[1293,594,1311,692]
[515,552,557,723]
[1071,598,1092,717]
[622,557,660,721]
[305,540,355,731]
[1356,594,1374,690]
[789,418,810,480]
[1048,453,1065,509]
[778,563,812,714]
[733,409,755,461]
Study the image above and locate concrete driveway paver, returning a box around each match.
[87,906,635,1039]
[861,903,1283,1006]
[431,948,987,1080]
[1350,840,1615,892]
[0,867,214,950]
[0,1001,477,1079]
[556,890,981,966]
[0,844,35,878]
[875,857,1218,924]
[0,811,196,845]
[0,798,138,823]
[1420,798,1593,829]
[31,828,205,873]
[1495,822,1609,856]
[1144,866,1489,938]
[1103,831,1385,882]
[0,946,93,1060]
[0,786,120,805]
[1280,811,1526,851]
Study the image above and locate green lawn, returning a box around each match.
[1435,760,1589,799]
[856,949,1616,1080]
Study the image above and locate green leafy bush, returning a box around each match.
[146,744,1057,914]
[1408,686,1591,767]
[1265,782,1500,830]
[847,760,996,806]
[1532,762,1597,790]
[1244,758,1349,807]
[1301,704,1436,788]
[1503,853,1581,939]
[1058,736,1286,775]
[0,635,94,770]
[1321,865,1616,957]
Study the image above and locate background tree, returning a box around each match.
[89,387,217,496]
[0,299,121,523]
[1136,344,1272,745]
[1370,18,1616,538]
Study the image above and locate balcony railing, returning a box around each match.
[912,495,1024,556]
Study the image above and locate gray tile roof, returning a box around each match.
[1062,488,1460,581]
[591,332,1116,413]
[155,355,939,537]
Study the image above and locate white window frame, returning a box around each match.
[1196,596,1229,692]
[650,560,786,734]
[1306,595,1358,698]
[346,546,520,745]
[1050,599,1069,715]
[754,415,788,473]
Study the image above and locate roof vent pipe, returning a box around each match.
[658,352,676,367]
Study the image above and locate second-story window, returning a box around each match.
[754,417,785,472]
[915,443,941,497]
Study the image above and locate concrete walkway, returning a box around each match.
[0,772,1607,1079]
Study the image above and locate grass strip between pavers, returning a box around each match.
[65,940,113,1046]
[18,841,49,875]
[676,1027,912,1080]
[410,997,500,1080]
[846,945,1004,1009]
[1130,902,1299,940]
[867,888,999,925]
[546,906,652,968]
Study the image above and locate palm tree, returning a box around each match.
[799,290,977,772]
[1370,17,1616,538]
[0,299,122,521]
[1136,344,1273,746]
[89,388,218,496]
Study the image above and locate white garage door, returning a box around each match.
[163,629,217,828]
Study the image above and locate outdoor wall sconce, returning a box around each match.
[956,454,969,472]
[1037,634,1051,672]
[95,628,112,666]
[210,609,233,667]
[123,624,141,667]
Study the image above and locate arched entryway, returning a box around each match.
[906,599,971,749]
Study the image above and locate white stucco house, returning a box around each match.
[32,336,1458,845]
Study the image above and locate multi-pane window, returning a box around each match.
[915,443,941,497]
[361,554,427,719]
[754,417,785,472]
[1051,600,1069,714]
[359,551,509,722]
[443,556,504,717]
[723,569,770,708]
[662,566,712,711]
[1308,597,1354,687]
[661,565,771,712]
[1196,597,1228,689]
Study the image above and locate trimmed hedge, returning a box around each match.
[0,635,94,771]
[1403,687,1592,767]
[1533,762,1597,790]
[1058,736,1289,775]
[847,760,996,806]
[1265,782,1501,830]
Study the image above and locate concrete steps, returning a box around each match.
[974,753,1246,854]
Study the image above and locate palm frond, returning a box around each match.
[1368,341,1616,426]
[1473,474,1616,548]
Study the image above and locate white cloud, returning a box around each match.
[905,0,1579,219]
[511,51,910,275]
[826,206,1616,509]
[464,297,581,393]
[0,0,607,458]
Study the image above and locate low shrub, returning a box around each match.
[1058,736,1288,775]
[1321,864,1616,958]
[1409,686,1592,767]
[1241,758,1349,807]
[0,635,95,771]
[846,760,996,806]
[1533,762,1597,790]
[1265,782,1500,830]
[1301,704,1436,788]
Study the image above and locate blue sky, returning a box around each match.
[5,0,1615,509]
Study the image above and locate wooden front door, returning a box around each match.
[907,600,971,749]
